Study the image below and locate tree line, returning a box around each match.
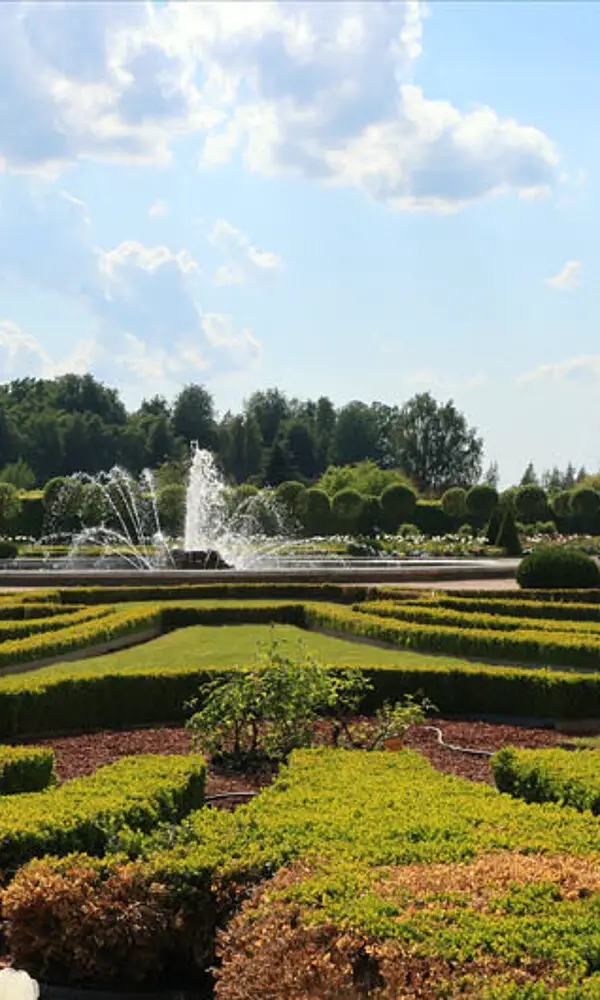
[0,375,486,493]
[0,373,594,498]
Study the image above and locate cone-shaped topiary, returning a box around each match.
[496,508,522,557]
[485,506,503,547]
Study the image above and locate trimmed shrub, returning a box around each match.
[412,500,453,536]
[0,540,17,560]
[2,854,215,989]
[331,488,363,535]
[492,746,600,813]
[10,495,44,539]
[275,481,307,523]
[380,484,416,533]
[570,487,600,519]
[79,484,106,528]
[551,490,573,519]
[0,745,55,794]
[157,484,186,536]
[517,546,600,590]
[301,488,331,536]
[496,508,522,556]
[485,506,502,546]
[515,484,548,524]
[0,754,206,874]
[466,484,498,525]
[356,495,382,536]
[440,487,467,520]
[0,483,21,534]
[13,750,600,995]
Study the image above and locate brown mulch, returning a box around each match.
[405,719,563,785]
[31,718,567,794]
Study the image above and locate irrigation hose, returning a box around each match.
[421,725,493,758]
[206,728,493,803]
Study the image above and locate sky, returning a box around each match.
[0,0,598,486]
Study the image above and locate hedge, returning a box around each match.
[0,745,55,794]
[0,606,114,642]
[0,605,162,671]
[0,754,205,875]
[0,602,83,622]
[305,602,600,670]
[445,588,600,604]
[7,495,44,539]
[432,595,600,623]
[4,645,600,739]
[492,746,600,814]
[356,598,600,637]
[10,749,600,993]
[53,583,374,606]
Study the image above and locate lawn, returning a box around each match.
[1,622,497,681]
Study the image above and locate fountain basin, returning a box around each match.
[171,549,232,570]
[0,558,519,588]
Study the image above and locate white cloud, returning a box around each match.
[0,319,99,378]
[0,187,261,385]
[517,354,600,387]
[545,260,581,291]
[0,1,562,211]
[149,199,168,218]
[208,218,282,286]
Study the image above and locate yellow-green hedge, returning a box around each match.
[0,753,206,875]
[0,745,55,794]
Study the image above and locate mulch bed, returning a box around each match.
[32,719,567,795]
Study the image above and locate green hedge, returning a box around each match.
[0,605,162,671]
[11,750,600,994]
[0,602,82,622]
[0,607,113,641]
[0,745,55,794]
[7,495,44,539]
[306,602,600,670]
[3,647,600,739]
[449,588,600,604]
[433,595,600,622]
[492,746,600,813]
[0,754,205,875]
[357,599,600,637]
[54,583,373,606]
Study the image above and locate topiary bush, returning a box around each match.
[515,484,548,525]
[440,487,467,520]
[496,508,522,556]
[301,488,331,536]
[0,483,21,535]
[331,488,363,535]
[357,495,382,537]
[517,546,600,590]
[466,484,498,525]
[380,484,416,534]
[570,487,600,519]
[0,540,17,560]
[485,506,502,546]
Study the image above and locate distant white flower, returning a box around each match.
[0,970,39,1000]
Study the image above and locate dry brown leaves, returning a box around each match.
[374,851,600,911]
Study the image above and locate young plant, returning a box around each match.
[332,694,435,751]
[186,633,368,768]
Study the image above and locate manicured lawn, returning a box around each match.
[6,623,499,679]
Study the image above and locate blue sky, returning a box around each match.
[0,0,598,486]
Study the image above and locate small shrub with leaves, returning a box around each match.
[332,694,435,751]
[187,635,369,768]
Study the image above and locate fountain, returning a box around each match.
[0,443,518,584]
[173,443,292,570]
